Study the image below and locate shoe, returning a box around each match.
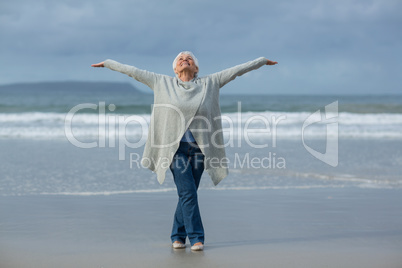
[172,241,186,249]
[191,243,204,251]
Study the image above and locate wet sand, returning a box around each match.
[1,188,402,268]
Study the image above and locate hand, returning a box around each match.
[91,62,105,68]
[266,59,278,65]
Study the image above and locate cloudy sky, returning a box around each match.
[1,0,401,94]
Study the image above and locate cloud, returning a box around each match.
[0,0,401,94]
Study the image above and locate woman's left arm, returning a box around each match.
[213,57,277,88]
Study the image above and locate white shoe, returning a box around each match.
[172,241,186,249]
[191,243,204,251]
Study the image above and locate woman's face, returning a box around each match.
[174,54,198,75]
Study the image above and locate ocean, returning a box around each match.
[2,83,402,267]
[1,83,401,196]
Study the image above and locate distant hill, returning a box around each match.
[0,81,148,94]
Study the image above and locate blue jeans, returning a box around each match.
[170,141,205,245]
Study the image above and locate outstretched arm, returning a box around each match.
[214,57,277,88]
[91,60,158,90]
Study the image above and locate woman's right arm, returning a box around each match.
[91,60,158,90]
[91,62,105,68]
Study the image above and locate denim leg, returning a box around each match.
[190,146,204,189]
[170,142,205,245]
[171,200,187,244]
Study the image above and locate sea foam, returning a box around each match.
[1,111,401,140]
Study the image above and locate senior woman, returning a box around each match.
[92,52,277,251]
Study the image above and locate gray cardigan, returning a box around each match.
[104,57,267,185]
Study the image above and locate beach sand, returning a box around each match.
[1,137,402,267]
[1,188,402,268]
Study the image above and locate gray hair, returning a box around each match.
[172,51,199,77]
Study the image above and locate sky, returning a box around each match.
[0,0,401,94]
